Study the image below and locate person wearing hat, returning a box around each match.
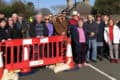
[69,11,79,26]
[69,11,81,63]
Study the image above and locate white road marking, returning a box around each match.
[88,64,117,80]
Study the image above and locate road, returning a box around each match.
[20,59,120,80]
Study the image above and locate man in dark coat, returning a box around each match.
[29,13,48,38]
[84,15,99,63]
[96,15,105,61]
[12,13,23,39]
[18,14,29,38]
[103,15,110,59]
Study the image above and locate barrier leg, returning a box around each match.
[0,52,3,79]
[21,46,31,73]
[2,69,19,80]
[54,38,74,73]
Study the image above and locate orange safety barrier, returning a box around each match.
[0,36,74,79]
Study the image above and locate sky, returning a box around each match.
[5,0,95,9]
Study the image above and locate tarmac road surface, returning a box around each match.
[20,59,120,80]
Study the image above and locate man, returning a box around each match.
[96,15,105,61]
[29,12,48,38]
[84,15,98,63]
[29,13,48,60]
[69,11,80,63]
[12,13,18,24]
[103,15,109,27]
[12,13,22,39]
[18,14,29,38]
[103,15,110,59]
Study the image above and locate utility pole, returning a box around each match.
[37,0,40,9]
[75,0,77,10]
[66,0,73,10]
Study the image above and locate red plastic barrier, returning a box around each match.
[0,36,68,73]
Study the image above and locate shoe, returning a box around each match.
[99,57,103,61]
[91,60,97,63]
[110,59,114,63]
[114,59,119,64]
[83,62,88,67]
[86,60,90,63]
[78,64,82,68]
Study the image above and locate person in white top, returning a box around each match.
[104,19,120,63]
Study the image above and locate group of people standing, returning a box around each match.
[69,11,120,68]
[0,13,28,41]
[0,10,120,68]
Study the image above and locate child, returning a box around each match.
[77,20,88,68]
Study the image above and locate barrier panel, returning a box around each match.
[0,36,68,73]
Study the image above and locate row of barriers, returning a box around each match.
[0,36,74,79]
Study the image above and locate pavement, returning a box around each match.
[20,59,120,80]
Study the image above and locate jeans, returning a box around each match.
[86,39,97,61]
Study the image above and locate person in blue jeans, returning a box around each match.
[84,15,99,63]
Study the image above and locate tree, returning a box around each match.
[93,0,120,15]
[12,1,26,14]
[40,8,52,16]
[51,5,66,14]
[0,1,35,18]
[25,2,35,18]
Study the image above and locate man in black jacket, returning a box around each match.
[84,15,99,63]
[29,13,48,59]
[29,13,48,38]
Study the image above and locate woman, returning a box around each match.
[8,17,17,39]
[44,16,54,36]
[0,18,10,41]
[104,19,120,63]
[77,20,88,67]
